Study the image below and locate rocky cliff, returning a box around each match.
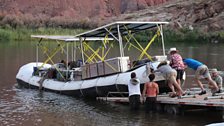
[0,0,169,24]
[0,0,223,32]
[111,0,224,32]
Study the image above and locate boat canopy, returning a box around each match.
[31,21,169,69]
[75,21,169,38]
[31,35,113,42]
[74,21,169,57]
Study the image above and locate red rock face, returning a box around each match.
[0,0,169,21]
[0,0,222,31]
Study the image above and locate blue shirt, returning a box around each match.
[183,58,203,70]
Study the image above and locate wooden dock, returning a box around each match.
[157,93,224,107]
[97,90,224,107]
[96,91,224,114]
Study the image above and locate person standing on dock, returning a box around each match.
[168,48,185,86]
[128,72,141,110]
[142,74,159,113]
[183,58,220,95]
[153,61,185,97]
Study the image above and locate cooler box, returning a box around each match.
[97,61,105,76]
[73,71,82,81]
[89,63,98,78]
[104,57,130,75]
[81,57,130,79]
[81,64,90,79]
[152,55,167,62]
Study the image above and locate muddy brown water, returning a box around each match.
[0,41,224,126]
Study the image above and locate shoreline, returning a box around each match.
[0,27,223,43]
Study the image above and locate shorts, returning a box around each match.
[195,65,211,79]
[129,95,140,110]
[145,97,157,112]
[176,69,184,80]
[164,70,177,82]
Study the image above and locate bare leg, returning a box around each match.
[206,78,219,91]
[177,79,181,86]
[195,78,205,90]
[168,81,175,93]
[170,76,184,95]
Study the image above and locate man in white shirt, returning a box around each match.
[128,72,141,110]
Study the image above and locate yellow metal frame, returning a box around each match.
[80,24,161,71]
[123,25,161,61]
[138,29,160,60]
[38,42,66,80]
[81,39,118,72]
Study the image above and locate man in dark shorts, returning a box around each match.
[142,74,159,113]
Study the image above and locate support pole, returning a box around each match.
[80,38,85,65]
[36,42,39,67]
[74,42,76,61]
[66,42,69,79]
[160,24,166,56]
[72,42,74,61]
[36,38,42,67]
[117,24,124,57]
[67,42,69,65]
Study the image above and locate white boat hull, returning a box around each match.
[16,62,169,97]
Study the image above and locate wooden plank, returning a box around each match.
[212,92,224,96]
[157,93,224,106]
[178,95,196,99]
[204,96,224,100]
[96,92,224,107]
[97,97,128,102]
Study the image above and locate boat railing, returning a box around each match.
[106,92,129,98]
[33,66,82,82]
[96,92,129,103]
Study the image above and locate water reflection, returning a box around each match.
[0,41,224,125]
[0,84,223,126]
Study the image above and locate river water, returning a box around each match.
[0,40,224,126]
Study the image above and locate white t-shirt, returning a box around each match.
[128,78,141,96]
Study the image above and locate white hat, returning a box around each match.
[168,47,177,54]
[210,68,218,73]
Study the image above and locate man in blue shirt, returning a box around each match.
[183,58,220,95]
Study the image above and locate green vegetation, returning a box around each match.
[0,24,223,44]
[0,27,85,41]
[0,14,223,43]
[164,28,224,44]
[0,15,96,41]
[131,28,224,44]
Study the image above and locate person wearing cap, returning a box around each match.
[211,68,223,91]
[183,58,220,95]
[168,48,185,86]
[128,72,141,110]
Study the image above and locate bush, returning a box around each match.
[0,28,12,41]
[0,27,85,41]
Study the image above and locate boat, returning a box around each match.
[16,21,179,98]
[206,123,224,126]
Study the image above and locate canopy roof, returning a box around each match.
[31,21,169,42]
[75,21,169,38]
[31,35,114,42]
